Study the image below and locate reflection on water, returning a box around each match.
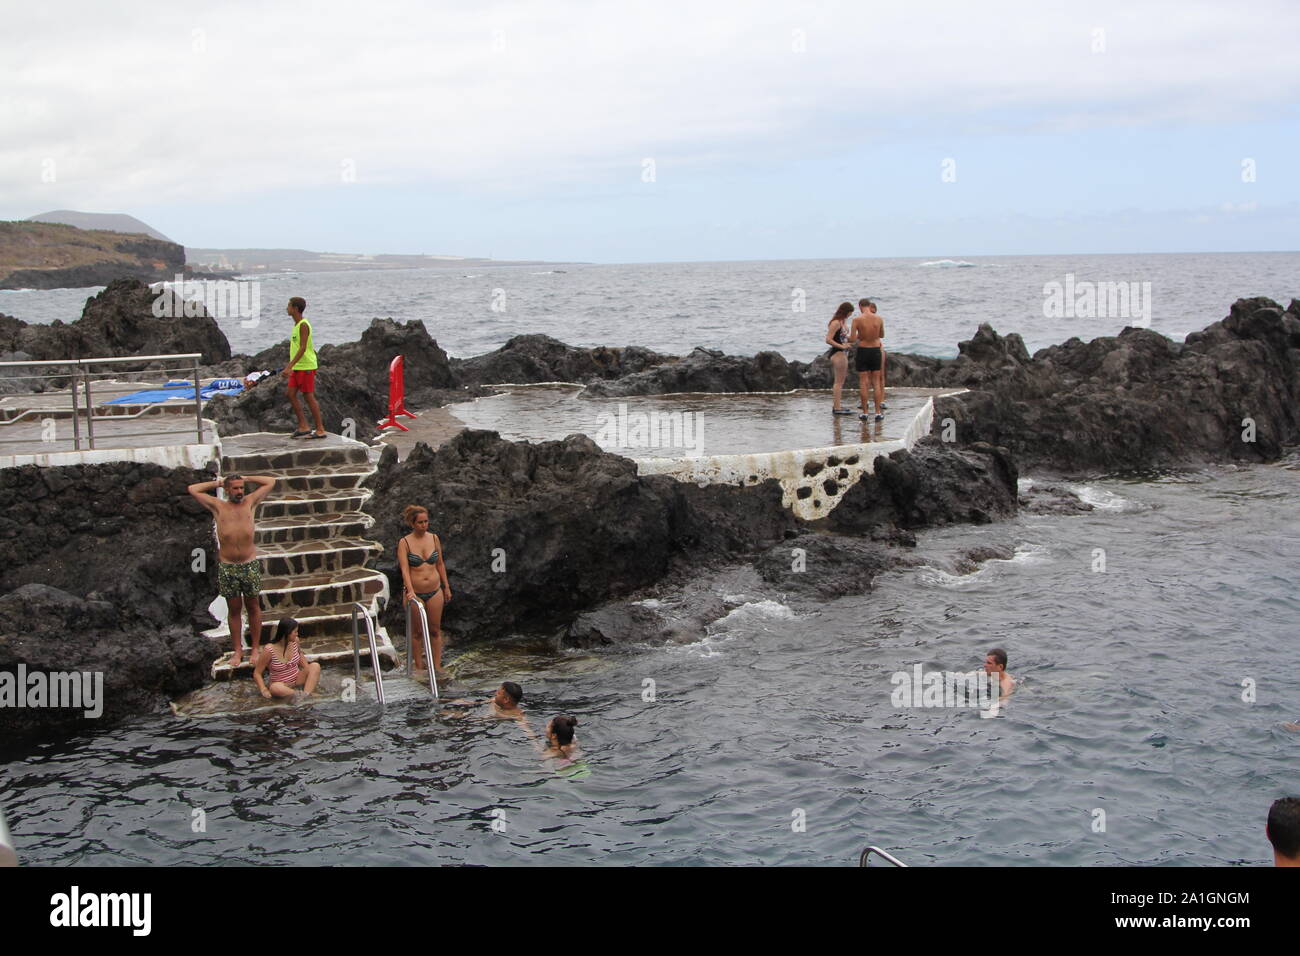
[447,386,937,458]
[3,461,1297,865]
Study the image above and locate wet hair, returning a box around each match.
[403,504,428,527]
[289,296,307,314]
[500,681,523,705]
[832,302,854,323]
[550,715,578,746]
[1268,797,1300,859]
[988,648,1008,669]
[859,298,871,308]
[276,617,299,644]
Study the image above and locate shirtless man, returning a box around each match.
[850,298,885,420]
[867,301,887,409]
[187,473,277,667]
[441,682,528,724]
[984,648,1015,699]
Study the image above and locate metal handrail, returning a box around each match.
[859,846,908,867]
[350,603,385,707]
[0,353,203,368]
[405,596,439,699]
[0,352,205,451]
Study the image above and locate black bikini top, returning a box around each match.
[403,536,439,566]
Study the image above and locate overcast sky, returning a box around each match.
[3,0,1297,261]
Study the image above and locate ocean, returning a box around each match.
[1,253,1297,865]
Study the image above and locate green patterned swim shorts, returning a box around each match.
[218,559,262,598]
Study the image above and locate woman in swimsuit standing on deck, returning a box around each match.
[825,302,855,415]
[398,505,451,678]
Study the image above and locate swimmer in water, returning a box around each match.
[441,681,527,723]
[984,647,1014,699]
[538,715,579,763]
[1267,797,1300,867]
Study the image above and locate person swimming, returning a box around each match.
[253,616,322,700]
[539,715,579,761]
[984,647,1015,699]
[1267,797,1300,866]
[441,681,527,723]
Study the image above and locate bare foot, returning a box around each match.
[230,651,243,668]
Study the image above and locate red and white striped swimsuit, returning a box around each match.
[269,644,302,684]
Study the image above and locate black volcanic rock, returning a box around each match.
[364,429,797,641]
[0,278,230,366]
[584,346,806,396]
[451,333,670,386]
[0,584,212,746]
[0,460,219,631]
[933,299,1300,471]
[825,440,1019,533]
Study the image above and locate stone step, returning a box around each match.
[257,537,383,577]
[266,465,374,494]
[258,487,372,520]
[260,567,388,612]
[256,511,374,546]
[218,431,373,474]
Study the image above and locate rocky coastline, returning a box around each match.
[1,283,1296,747]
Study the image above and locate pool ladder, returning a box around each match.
[859,846,908,867]
[349,600,439,707]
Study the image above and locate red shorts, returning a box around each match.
[288,369,316,393]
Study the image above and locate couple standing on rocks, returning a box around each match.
[825,298,887,421]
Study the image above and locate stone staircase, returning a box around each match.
[208,432,397,679]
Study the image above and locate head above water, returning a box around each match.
[276,617,300,646]
[1268,797,1300,864]
[548,715,578,747]
[495,682,523,708]
[403,505,429,531]
[985,648,1008,673]
[286,296,306,319]
[223,474,245,503]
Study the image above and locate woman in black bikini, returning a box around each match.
[398,505,451,678]
[824,302,855,415]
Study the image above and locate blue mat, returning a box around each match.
[105,381,244,404]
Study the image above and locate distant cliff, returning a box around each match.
[0,221,191,290]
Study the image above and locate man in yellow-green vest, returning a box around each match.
[283,296,326,439]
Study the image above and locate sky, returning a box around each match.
[2,0,1298,262]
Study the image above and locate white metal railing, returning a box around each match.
[350,603,385,706]
[0,353,206,451]
[405,596,439,699]
[859,845,908,867]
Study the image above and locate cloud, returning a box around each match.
[2,0,1298,210]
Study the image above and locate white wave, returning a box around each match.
[918,259,976,268]
[0,288,37,293]
[1017,478,1035,493]
[711,600,795,629]
[1066,483,1136,512]
[916,542,1050,588]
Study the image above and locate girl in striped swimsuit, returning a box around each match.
[254,616,322,699]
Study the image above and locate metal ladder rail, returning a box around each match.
[859,846,908,867]
[350,603,385,707]
[405,597,439,700]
